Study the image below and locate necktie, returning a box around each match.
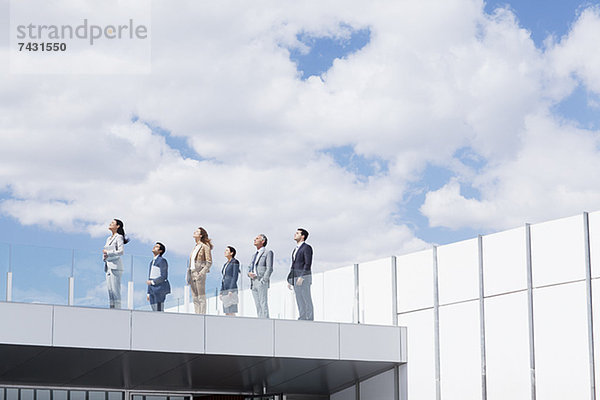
[251,251,258,272]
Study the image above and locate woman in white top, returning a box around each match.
[103,219,129,309]
[186,226,213,314]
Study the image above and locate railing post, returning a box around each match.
[128,255,134,309]
[184,285,190,313]
[354,263,360,324]
[6,244,12,302]
[6,271,12,302]
[127,281,134,310]
[68,276,74,306]
[391,255,398,326]
[68,249,75,306]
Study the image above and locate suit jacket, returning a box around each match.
[104,234,124,271]
[148,255,171,302]
[249,248,274,288]
[287,242,313,284]
[186,242,213,284]
[221,258,240,292]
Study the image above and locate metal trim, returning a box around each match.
[583,212,596,400]
[478,235,487,400]
[433,245,441,400]
[525,223,536,400]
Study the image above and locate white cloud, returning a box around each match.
[2,0,600,271]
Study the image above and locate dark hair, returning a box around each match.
[114,219,130,244]
[226,246,236,257]
[197,227,214,249]
[258,233,268,246]
[297,228,309,241]
[156,242,166,255]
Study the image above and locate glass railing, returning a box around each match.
[0,241,382,325]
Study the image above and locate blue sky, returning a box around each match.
[0,0,596,249]
[2,0,600,307]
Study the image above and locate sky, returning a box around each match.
[1,0,600,305]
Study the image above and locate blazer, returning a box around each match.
[221,258,240,292]
[147,255,171,302]
[287,242,313,284]
[249,248,274,288]
[186,242,213,284]
[104,234,125,271]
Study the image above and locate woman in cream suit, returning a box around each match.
[187,227,213,314]
[103,219,129,309]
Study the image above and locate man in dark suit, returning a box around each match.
[287,228,314,320]
[146,242,171,312]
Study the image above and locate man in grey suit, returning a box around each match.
[248,233,273,318]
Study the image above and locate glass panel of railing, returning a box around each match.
[276,279,299,320]
[437,238,479,305]
[359,257,393,325]
[322,265,354,323]
[530,214,585,287]
[162,284,187,313]
[132,254,150,310]
[533,282,589,399]
[311,272,324,322]
[0,242,9,301]
[483,226,527,297]
[238,282,256,318]
[11,243,71,305]
[396,248,434,313]
[73,248,106,308]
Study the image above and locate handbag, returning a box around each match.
[221,290,239,307]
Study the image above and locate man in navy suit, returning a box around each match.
[146,242,171,312]
[287,228,314,320]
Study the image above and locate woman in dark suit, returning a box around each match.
[220,246,240,316]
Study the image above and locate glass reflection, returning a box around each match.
[437,238,479,305]
[396,249,433,313]
[89,392,105,400]
[398,309,436,400]
[482,227,527,296]
[35,390,50,400]
[484,292,530,399]
[438,300,481,400]
[533,282,589,399]
[107,394,123,400]
[52,391,67,400]
[20,390,33,400]
[70,392,85,400]
[359,257,393,325]
[530,215,585,287]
